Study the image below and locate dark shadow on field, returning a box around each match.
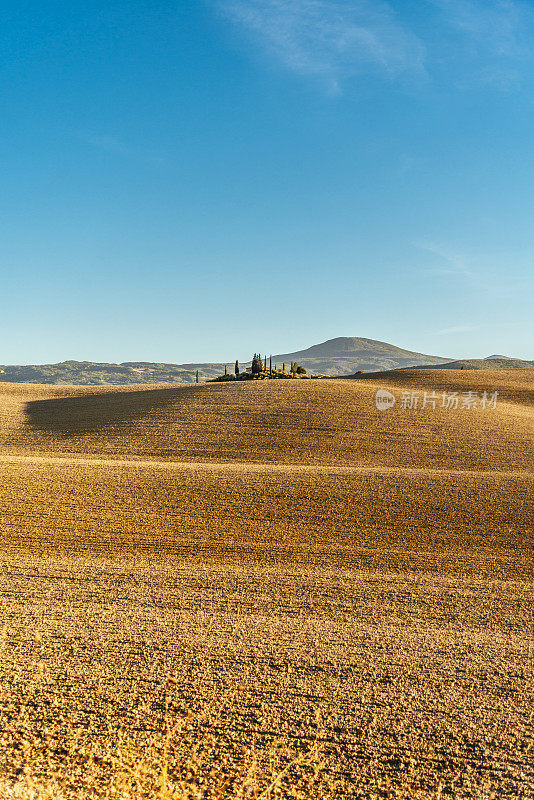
[23,386,203,436]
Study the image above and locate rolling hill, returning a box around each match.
[0,336,452,384]
[271,336,452,375]
[422,356,534,369]
[2,368,532,470]
[0,370,532,798]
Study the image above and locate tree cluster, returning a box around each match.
[251,354,264,374]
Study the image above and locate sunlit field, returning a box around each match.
[0,371,532,798]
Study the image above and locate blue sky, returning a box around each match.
[1,0,533,363]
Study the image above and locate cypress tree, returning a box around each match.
[252,353,262,374]
[235,360,240,375]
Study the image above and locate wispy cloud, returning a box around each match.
[216,0,426,90]
[416,240,533,302]
[416,241,475,278]
[434,0,530,56]
[215,0,534,91]
[430,0,534,87]
[436,323,481,335]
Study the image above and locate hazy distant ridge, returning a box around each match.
[272,337,451,376]
[0,337,530,385]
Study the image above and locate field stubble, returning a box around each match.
[0,373,532,798]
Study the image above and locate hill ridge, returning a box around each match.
[1,336,531,384]
[0,336,452,384]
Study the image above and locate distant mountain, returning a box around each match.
[4,339,530,386]
[272,337,452,377]
[0,337,453,385]
[0,360,225,385]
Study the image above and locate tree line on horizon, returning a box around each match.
[204,354,308,382]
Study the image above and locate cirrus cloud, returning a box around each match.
[214,0,534,92]
[216,0,426,90]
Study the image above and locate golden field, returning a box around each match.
[0,370,532,799]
